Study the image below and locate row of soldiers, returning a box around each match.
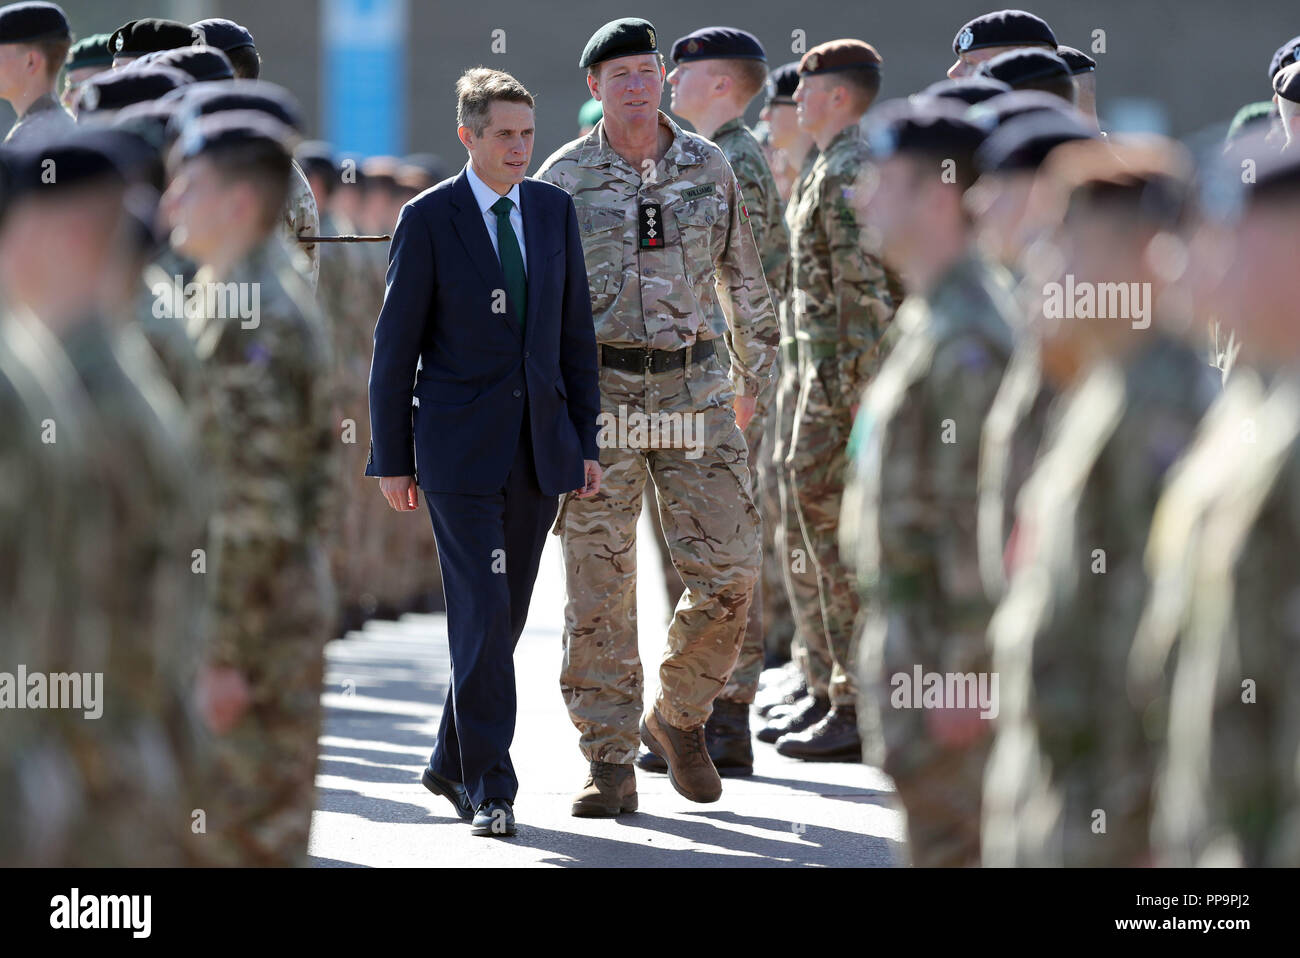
[597,8,1300,866]
[0,3,449,864]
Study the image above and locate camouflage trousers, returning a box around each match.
[787,360,859,705]
[200,547,331,866]
[559,356,761,763]
[771,362,833,698]
[719,381,777,705]
[892,738,990,867]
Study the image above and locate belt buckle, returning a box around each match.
[642,347,655,374]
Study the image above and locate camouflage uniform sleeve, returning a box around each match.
[716,159,779,398]
[822,162,893,408]
[196,314,322,668]
[728,146,789,304]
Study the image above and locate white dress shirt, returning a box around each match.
[464,162,527,274]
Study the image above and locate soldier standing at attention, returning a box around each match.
[781,39,896,762]
[537,17,779,814]
[0,2,72,145]
[162,112,338,865]
[842,104,1012,866]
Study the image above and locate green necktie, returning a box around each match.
[490,195,527,327]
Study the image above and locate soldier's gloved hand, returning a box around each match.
[379,475,420,512]
[575,459,602,499]
[734,394,757,431]
[197,665,252,735]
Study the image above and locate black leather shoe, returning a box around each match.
[634,746,667,773]
[755,675,809,717]
[756,694,829,744]
[706,699,754,777]
[421,767,474,821]
[775,706,862,762]
[472,798,516,837]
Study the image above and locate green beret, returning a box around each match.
[66,32,114,71]
[579,17,657,69]
[577,97,603,127]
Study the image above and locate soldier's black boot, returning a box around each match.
[775,705,862,762]
[634,746,667,773]
[756,694,829,744]
[706,699,754,777]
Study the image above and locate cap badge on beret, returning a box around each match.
[958,28,974,52]
[686,38,699,55]
[115,33,125,52]
[647,28,655,48]
[81,83,99,111]
[806,52,820,72]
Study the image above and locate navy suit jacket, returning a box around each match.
[365,168,601,497]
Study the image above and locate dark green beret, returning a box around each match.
[66,33,113,70]
[0,2,68,44]
[579,17,658,69]
[577,97,603,127]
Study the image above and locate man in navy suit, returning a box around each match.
[366,67,601,837]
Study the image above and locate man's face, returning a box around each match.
[162,156,237,262]
[1215,205,1295,357]
[461,99,534,191]
[590,53,664,125]
[858,156,915,264]
[0,44,34,100]
[761,101,801,151]
[793,73,833,138]
[62,64,108,111]
[948,43,1042,79]
[666,60,716,120]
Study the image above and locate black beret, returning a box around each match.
[978,48,1071,89]
[671,27,765,63]
[175,110,296,163]
[163,79,303,132]
[799,39,882,76]
[917,76,1012,107]
[975,109,1095,173]
[0,1,68,44]
[968,88,1076,127]
[0,130,129,203]
[1274,61,1300,104]
[66,33,113,71]
[191,17,255,53]
[108,98,179,154]
[110,18,203,58]
[580,17,658,69]
[766,61,800,103]
[867,98,992,162]
[953,9,1057,56]
[1055,45,1096,75]
[147,45,234,82]
[78,65,193,114]
[1268,34,1300,82]
[295,140,337,180]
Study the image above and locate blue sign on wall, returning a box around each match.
[322,0,407,156]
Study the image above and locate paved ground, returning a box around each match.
[309,511,906,867]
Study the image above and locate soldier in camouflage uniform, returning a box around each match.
[840,106,1012,866]
[780,40,897,761]
[0,132,207,866]
[537,18,778,811]
[982,140,1218,868]
[163,112,338,866]
[754,63,834,736]
[625,26,789,776]
[0,2,74,146]
[970,111,1095,600]
[1134,145,1300,867]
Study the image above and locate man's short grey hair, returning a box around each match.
[456,66,534,136]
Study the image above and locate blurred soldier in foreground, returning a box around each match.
[982,137,1217,867]
[0,1,72,145]
[844,104,1011,866]
[163,112,337,865]
[538,17,778,811]
[0,130,206,865]
[1136,145,1300,867]
[60,32,111,113]
[781,39,896,761]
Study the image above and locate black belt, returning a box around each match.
[600,340,719,374]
